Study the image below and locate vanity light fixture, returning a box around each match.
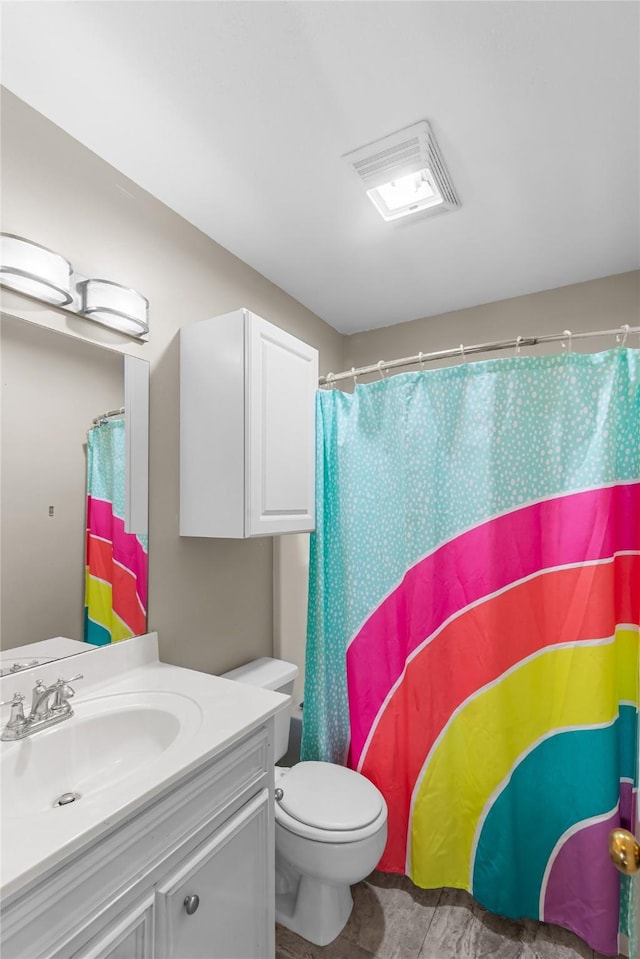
[0,233,73,305]
[0,232,149,339]
[343,120,460,223]
[78,279,149,337]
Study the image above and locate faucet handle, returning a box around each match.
[52,673,84,710]
[0,692,27,731]
[0,692,25,708]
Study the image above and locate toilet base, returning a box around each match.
[275,875,354,946]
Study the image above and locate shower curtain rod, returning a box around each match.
[90,406,125,427]
[319,324,639,386]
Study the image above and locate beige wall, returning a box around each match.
[1,315,124,649]
[344,271,639,378]
[0,89,343,675]
[2,88,637,703]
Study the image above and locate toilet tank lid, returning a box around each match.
[221,656,298,691]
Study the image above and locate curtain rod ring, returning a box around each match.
[351,367,358,386]
[515,336,524,357]
[562,329,572,353]
[326,372,336,389]
[617,324,630,348]
[377,360,387,379]
[418,351,425,370]
[460,343,466,364]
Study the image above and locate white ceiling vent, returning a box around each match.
[343,121,459,222]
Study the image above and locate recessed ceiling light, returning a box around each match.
[343,121,459,223]
[367,168,444,222]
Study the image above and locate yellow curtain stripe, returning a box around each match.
[409,629,639,889]
[85,575,134,643]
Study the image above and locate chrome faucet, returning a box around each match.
[0,673,83,741]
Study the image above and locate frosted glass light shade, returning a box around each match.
[366,168,444,222]
[79,279,149,337]
[0,233,73,305]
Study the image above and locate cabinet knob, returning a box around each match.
[184,894,200,915]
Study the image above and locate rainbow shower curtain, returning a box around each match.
[302,348,640,957]
[84,419,148,645]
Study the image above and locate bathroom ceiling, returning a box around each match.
[0,2,638,334]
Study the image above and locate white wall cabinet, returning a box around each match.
[1,725,275,959]
[180,309,318,538]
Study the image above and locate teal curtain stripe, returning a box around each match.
[87,419,127,520]
[84,610,111,647]
[619,704,639,783]
[472,718,627,918]
[620,874,637,953]
[304,393,351,762]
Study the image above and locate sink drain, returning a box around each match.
[54,791,81,806]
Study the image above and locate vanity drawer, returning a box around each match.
[1,723,272,959]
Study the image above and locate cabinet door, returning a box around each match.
[156,789,273,959]
[71,895,154,959]
[246,313,318,536]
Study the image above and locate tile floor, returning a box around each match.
[276,872,622,959]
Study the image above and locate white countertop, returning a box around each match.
[0,634,288,900]
[0,637,88,676]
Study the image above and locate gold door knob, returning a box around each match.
[609,829,640,875]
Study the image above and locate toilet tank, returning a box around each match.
[221,657,298,762]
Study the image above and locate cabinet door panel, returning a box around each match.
[247,314,317,535]
[71,896,154,959]
[156,789,271,959]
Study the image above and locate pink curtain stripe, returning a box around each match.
[347,483,640,768]
[87,497,148,609]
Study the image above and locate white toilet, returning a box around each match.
[221,657,388,946]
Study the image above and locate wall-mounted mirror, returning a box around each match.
[0,312,149,672]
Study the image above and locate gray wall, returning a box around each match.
[0,89,344,674]
[1,315,124,648]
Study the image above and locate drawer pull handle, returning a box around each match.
[184,894,200,915]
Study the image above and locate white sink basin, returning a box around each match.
[0,639,289,900]
[1,690,203,818]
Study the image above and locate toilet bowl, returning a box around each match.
[274,762,387,945]
[221,658,388,946]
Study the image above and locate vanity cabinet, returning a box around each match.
[72,896,155,959]
[180,309,318,538]
[1,724,275,959]
[156,790,270,958]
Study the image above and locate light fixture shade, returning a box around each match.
[0,233,73,305]
[79,279,149,337]
[366,168,445,222]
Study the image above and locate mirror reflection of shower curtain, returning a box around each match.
[84,419,148,645]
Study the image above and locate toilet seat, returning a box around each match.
[274,762,387,844]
